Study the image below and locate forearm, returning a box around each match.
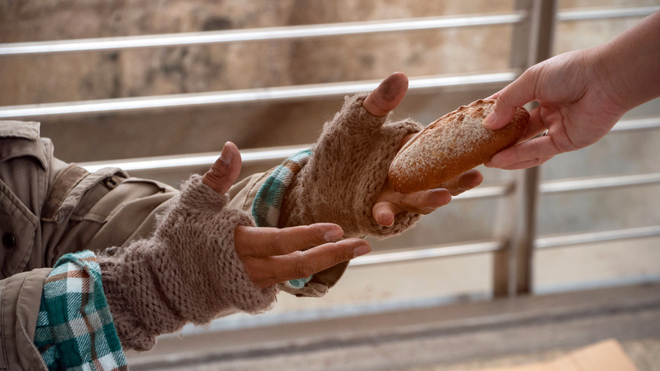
[594,11,660,111]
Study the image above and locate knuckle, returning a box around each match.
[268,232,290,255]
[292,259,315,279]
[301,225,321,245]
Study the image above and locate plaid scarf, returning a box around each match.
[252,149,312,289]
[34,251,128,371]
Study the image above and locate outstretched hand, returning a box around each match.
[364,72,484,227]
[481,50,626,170]
[481,11,660,170]
[202,142,371,288]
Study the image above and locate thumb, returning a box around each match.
[202,141,242,194]
[483,67,538,130]
[363,72,409,117]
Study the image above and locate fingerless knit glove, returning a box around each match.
[99,175,277,351]
[280,93,424,237]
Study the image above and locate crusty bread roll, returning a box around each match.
[388,99,529,194]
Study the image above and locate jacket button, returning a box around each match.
[2,233,17,248]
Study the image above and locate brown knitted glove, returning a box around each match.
[280,93,424,238]
[99,175,277,351]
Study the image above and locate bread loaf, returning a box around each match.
[388,99,529,194]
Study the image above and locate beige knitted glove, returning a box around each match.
[99,175,277,351]
[280,93,424,238]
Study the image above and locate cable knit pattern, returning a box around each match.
[280,93,424,237]
[99,175,277,351]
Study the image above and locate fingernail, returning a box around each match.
[220,142,233,166]
[483,111,497,127]
[376,209,393,226]
[324,228,343,242]
[381,79,399,102]
[353,244,371,258]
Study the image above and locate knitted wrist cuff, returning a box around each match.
[281,93,423,237]
[100,175,277,351]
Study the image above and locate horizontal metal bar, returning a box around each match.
[454,183,512,200]
[0,13,525,56]
[541,172,660,194]
[536,225,660,249]
[79,145,310,172]
[80,145,509,200]
[1,7,655,58]
[557,6,659,22]
[349,241,504,267]
[610,117,660,133]
[0,71,516,119]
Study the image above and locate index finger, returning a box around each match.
[234,223,345,258]
[250,238,371,287]
[483,66,540,130]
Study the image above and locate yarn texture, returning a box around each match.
[280,93,424,237]
[99,175,276,351]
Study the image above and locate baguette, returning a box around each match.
[388,99,529,194]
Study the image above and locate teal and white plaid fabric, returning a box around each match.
[252,149,312,288]
[252,148,311,228]
[34,250,128,371]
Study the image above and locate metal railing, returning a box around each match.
[2,2,658,305]
[0,13,527,56]
[0,72,517,119]
[1,7,656,57]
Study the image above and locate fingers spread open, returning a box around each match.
[248,238,371,288]
[363,72,409,117]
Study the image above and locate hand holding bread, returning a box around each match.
[362,72,485,226]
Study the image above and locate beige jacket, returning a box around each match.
[0,120,290,370]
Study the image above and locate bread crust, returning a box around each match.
[388,99,529,194]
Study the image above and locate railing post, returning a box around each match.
[494,0,556,297]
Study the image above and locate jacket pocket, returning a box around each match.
[0,180,38,279]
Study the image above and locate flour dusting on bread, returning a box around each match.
[389,99,529,194]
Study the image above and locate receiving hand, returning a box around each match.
[203,141,371,288]
[364,72,484,227]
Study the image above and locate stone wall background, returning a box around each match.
[1,1,659,287]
